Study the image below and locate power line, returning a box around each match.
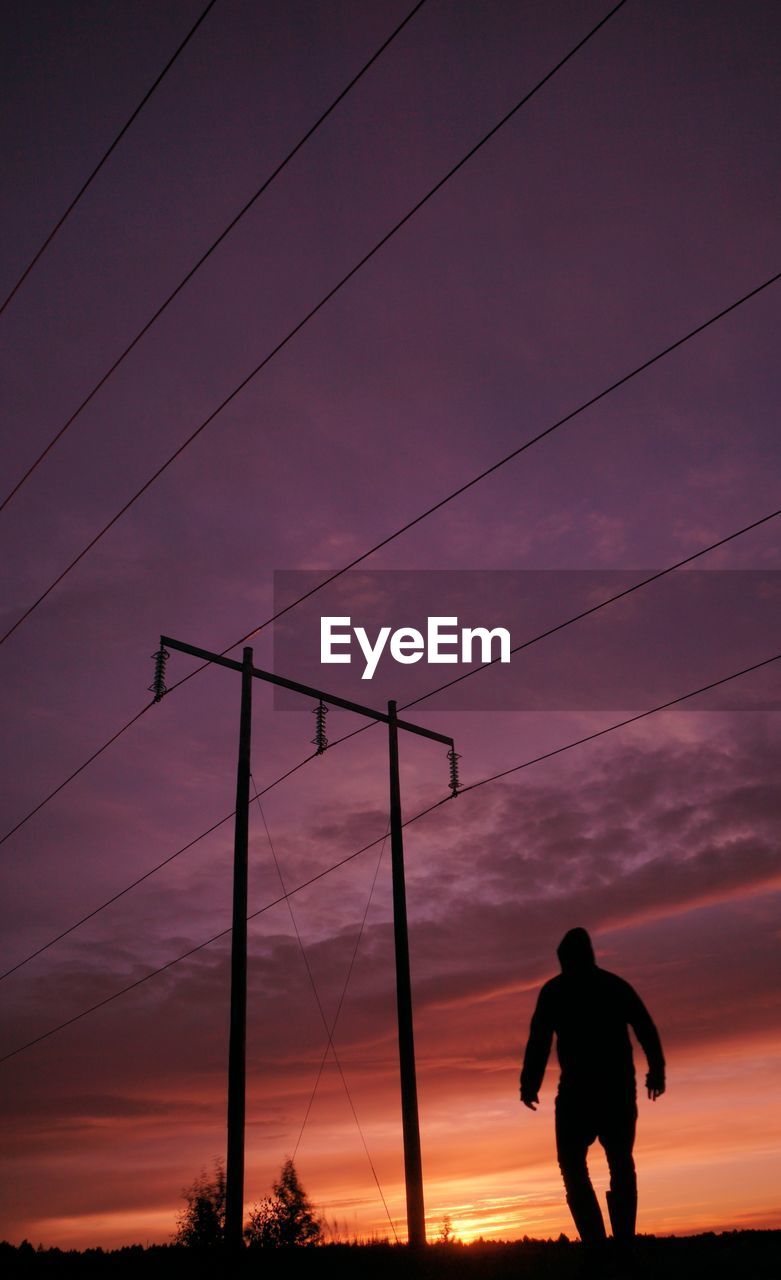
[259,505,781,755]
[2,646,776,1067]
[0,0,430,515]
[254,787,398,1242]
[3,269,777,856]
[0,703,317,852]
[293,826,389,1165]
[402,507,781,710]
[0,0,774,953]
[0,0,221,320]
[0,755,317,982]
[0,808,232,983]
[0,12,772,847]
[1,504,776,978]
[221,270,780,660]
[0,703,154,849]
[0,0,631,646]
[0,821,404,1066]
[458,651,781,795]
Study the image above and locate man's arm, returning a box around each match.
[625,984,666,1100]
[520,984,555,1110]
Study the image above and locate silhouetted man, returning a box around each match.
[520,928,665,1251]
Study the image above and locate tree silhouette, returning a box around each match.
[174,1159,226,1248]
[175,1156,320,1249]
[244,1196,283,1248]
[245,1159,322,1248]
[437,1214,456,1244]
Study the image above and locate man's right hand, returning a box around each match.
[521,1090,539,1110]
[646,1068,665,1100]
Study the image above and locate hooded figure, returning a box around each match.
[520,928,665,1251]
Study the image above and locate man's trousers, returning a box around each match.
[555,1089,638,1244]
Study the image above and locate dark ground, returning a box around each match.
[2,1233,780,1279]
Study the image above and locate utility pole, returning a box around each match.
[225,647,253,1248]
[388,699,425,1247]
[150,636,459,1251]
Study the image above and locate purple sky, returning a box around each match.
[1,0,780,1247]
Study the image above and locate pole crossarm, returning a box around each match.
[160,635,454,747]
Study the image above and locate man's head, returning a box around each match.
[557,927,596,974]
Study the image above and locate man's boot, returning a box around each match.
[567,1190,608,1278]
[607,1186,638,1274]
[606,1186,637,1241]
[567,1186,607,1243]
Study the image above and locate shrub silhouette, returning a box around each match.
[245,1158,322,1248]
[174,1159,226,1248]
[175,1156,320,1248]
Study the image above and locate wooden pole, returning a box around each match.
[225,646,253,1250]
[388,699,426,1247]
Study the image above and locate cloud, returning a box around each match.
[2,718,779,1244]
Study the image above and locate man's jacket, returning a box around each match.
[520,929,665,1104]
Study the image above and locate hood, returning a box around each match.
[557,927,596,975]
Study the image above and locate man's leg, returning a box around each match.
[555,1096,606,1244]
[600,1105,638,1242]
